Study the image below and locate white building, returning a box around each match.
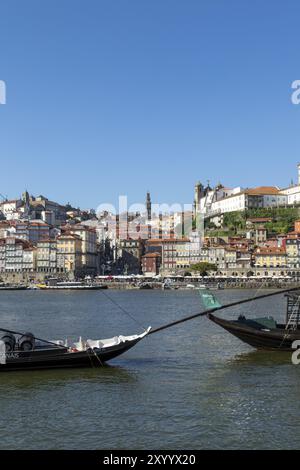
[68,224,97,273]
[0,199,23,220]
[36,239,57,273]
[280,164,300,205]
[195,183,242,215]
[22,247,37,272]
[189,231,203,264]
[196,186,288,218]
[0,237,36,273]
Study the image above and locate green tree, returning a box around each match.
[190,262,217,276]
[223,212,246,232]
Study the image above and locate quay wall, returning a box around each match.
[0,272,300,290]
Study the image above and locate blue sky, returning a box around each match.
[1,0,300,209]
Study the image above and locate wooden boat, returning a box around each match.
[207,291,300,351]
[138,282,153,290]
[0,284,27,291]
[38,281,108,290]
[0,327,151,371]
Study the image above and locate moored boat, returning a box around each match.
[186,283,196,290]
[38,280,107,290]
[0,327,151,371]
[0,284,27,291]
[207,291,300,351]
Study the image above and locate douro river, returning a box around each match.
[0,289,297,449]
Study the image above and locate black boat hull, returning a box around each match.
[207,313,300,351]
[0,286,27,291]
[40,285,108,290]
[0,338,142,372]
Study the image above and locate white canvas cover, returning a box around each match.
[73,327,151,351]
[0,340,6,364]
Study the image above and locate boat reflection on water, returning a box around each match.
[227,349,292,366]
[0,363,138,391]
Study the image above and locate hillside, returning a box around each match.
[205,207,300,236]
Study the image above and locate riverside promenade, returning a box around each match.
[97,276,300,290]
[1,273,300,290]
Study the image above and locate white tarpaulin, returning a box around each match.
[0,340,6,364]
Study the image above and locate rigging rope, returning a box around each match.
[251,279,268,300]
[99,289,147,331]
[216,279,269,319]
[0,327,67,349]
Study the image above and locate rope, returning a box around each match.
[205,280,269,320]
[149,285,300,335]
[86,348,95,368]
[0,327,67,350]
[251,279,268,300]
[90,347,104,366]
[99,289,147,331]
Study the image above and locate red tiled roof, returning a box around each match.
[255,247,286,255]
[0,199,20,204]
[57,233,81,240]
[142,252,161,258]
[247,217,272,223]
[245,186,280,195]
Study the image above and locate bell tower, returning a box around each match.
[146,192,152,221]
[193,182,204,216]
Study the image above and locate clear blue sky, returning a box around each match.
[1,0,300,209]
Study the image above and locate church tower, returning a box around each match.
[193,182,204,218]
[146,192,152,220]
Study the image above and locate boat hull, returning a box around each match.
[207,313,300,351]
[39,285,108,290]
[0,338,143,372]
[0,286,27,291]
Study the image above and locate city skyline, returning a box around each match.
[2,160,300,213]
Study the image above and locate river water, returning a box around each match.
[0,288,298,450]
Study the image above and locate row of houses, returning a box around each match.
[115,235,202,276]
[3,229,300,278]
[137,218,300,276]
[0,224,98,277]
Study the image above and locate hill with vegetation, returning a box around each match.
[205,207,300,237]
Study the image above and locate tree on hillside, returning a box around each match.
[223,212,246,232]
[190,262,217,276]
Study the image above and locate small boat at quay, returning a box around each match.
[0,284,27,291]
[0,327,151,371]
[37,281,107,290]
[207,291,300,351]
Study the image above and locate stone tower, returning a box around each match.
[193,182,204,217]
[146,192,152,220]
[22,190,30,205]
